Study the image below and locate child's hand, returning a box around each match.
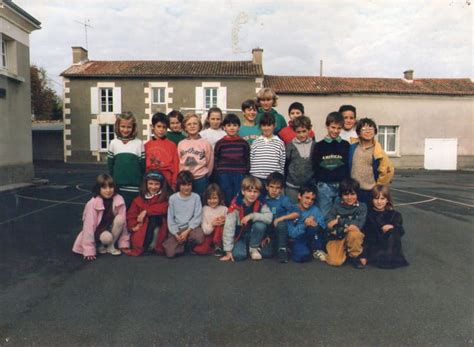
[327,219,338,230]
[212,216,225,226]
[345,225,360,233]
[137,210,147,223]
[220,251,234,262]
[131,224,141,232]
[304,216,317,227]
[176,228,191,243]
[382,224,394,233]
[273,218,281,227]
[261,236,271,247]
[241,214,253,226]
[84,255,96,261]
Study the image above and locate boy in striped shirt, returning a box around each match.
[250,112,286,188]
[214,113,250,205]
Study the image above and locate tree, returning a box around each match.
[30,65,62,120]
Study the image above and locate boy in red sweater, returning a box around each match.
[145,112,179,189]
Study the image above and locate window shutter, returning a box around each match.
[195,86,204,113]
[89,123,99,151]
[113,87,122,114]
[90,87,99,114]
[218,86,227,112]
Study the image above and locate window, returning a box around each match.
[1,38,6,69]
[152,87,165,104]
[378,126,398,154]
[100,124,114,150]
[100,88,113,113]
[204,87,218,109]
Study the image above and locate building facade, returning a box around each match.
[0,0,40,184]
[265,74,474,169]
[61,47,264,162]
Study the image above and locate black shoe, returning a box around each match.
[350,256,365,269]
[278,248,289,263]
[213,246,224,257]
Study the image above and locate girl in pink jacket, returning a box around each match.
[72,174,130,260]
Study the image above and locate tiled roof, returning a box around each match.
[264,75,474,96]
[61,60,263,78]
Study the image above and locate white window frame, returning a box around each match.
[204,87,218,109]
[1,37,6,69]
[100,87,114,113]
[100,124,115,151]
[152,87,166,104]
[378,125,399,155]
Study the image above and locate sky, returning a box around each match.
[15,0,473,94]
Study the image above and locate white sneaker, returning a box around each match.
[106,246,122,256]
[97,245,107,254]
[313,250,327,262]
[249,247,262,261]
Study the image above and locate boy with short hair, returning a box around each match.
[250,112,286,186]
[278,102,315,144]
[285,115,316,203]
[214,113,250,205]
[287,184,326,263]
[325,178,367,269]
[239,99,261,145]
[166,110,186,145]
[145,112,179,189]
[338,105,358,144]
[221,176,273,261]
[311,111,350,217]
[255,88,287,134]
[263,172,299,263]
[349,118,394,204]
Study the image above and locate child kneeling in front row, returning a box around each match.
[220,176,273,261]
[124,171,170,256]
[326,178,367,269]
[73,174,130,260]
[164,171,205,258]
[287,185,326,263]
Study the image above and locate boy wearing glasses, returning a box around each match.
[326,178,367,269]
[348,118,394,204]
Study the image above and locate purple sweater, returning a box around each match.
[214,136,250,174]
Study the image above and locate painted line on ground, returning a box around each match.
[392,188,474,208]
[0,192,90,226]
[75,184,91,193]
[395,198,437,207]
[14,194,86,205]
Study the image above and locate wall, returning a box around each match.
[32,131,64,161]
[276,94,474,169]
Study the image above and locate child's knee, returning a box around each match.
[113,215,126,227]
[251,221,267,233]
[99,231,113,245]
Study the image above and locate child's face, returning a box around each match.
[342,111,356,131]
[259,98,273,111]
[208,112,222,130]
[298,191,316,210]
[373,194,388,211]
[100,185,114,199]
[147,179,161,195]
[295,126,310,142]
[207,193,220,208]
[342,191,358,206]
[289,109,303,120]
[169,117,182,132]
[359,124,376,142]
[266,182,282,199]
[224,123,240,137]
[179,183,193,196]
[242,187,260,205]
[152,122,167,138]
[119,119,134,138]
[327,122,343,139]
[184,117,200,136]
[260,123,275,138]
[243,107,257,122]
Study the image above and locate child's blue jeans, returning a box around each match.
[218,172,246,206]
[290,226,325,263]
[316,182,340,218]
[232,221,267,261]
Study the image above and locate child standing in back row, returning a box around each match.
[200,107,226,148]
[239,99,261,145]
[339,105,358,144]
[255,88,287,134]
[278,102,315,144]
[178,113,214,196]
[166,110,186,145]
[107,112,145,207]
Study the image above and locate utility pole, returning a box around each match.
[320,60,323,77]
[74,19,93,50]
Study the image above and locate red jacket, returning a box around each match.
[278,123,315,145]
[126,194,168,255]
[145,137,179,189]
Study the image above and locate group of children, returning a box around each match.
[73,88,409,269]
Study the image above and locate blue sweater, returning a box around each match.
[287,205,326,239]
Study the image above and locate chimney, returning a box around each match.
[403,69,414,82]
[72,47,89,64]
[252,48,263,65]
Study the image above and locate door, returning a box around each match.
[424,138,457,170]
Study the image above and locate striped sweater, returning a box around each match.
[107,138,145,189]
[214,136,250,174]
[250,135,286,179]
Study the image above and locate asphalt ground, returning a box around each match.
[0,163,473,346]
